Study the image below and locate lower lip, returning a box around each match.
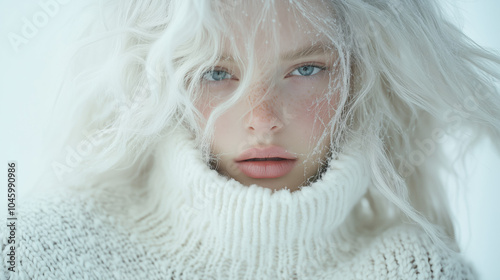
[235,160,297,178]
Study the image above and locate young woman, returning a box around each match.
[3,0,499,279]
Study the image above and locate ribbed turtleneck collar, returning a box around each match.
[121,126,371,277]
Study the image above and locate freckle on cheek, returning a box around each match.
[300,97,335,136]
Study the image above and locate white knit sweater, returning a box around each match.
[1,127,476,279]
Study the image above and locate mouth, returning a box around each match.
[235,158,297,179]
[240,157,289,162]
[234,146,297,178]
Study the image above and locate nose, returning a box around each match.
[245,90,284,134]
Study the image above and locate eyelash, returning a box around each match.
[202,68,235,82]
[287,63,326,78]
[202,64,326,82]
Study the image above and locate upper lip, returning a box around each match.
[234,146,297,162]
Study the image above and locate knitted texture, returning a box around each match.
[1,127,477,279]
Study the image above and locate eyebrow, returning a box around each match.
[280,42,336,61]
[218,42,336,63]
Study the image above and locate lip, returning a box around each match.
[234,146,297,178]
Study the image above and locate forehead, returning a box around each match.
[217,0,336,59]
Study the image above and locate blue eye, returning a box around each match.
[290,65,324,76]
[203,70,232,81]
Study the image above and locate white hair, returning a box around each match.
[44,0,500,255]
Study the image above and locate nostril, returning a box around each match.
[246,113,283,133]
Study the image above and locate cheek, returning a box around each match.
[214,114,236,139]
[299,99,334,136]
[198,103,239,149]
[194,94,209,122]
[195,94,216,120]
[285,87,338,137]
[195,94,231,133]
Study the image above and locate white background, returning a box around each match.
[1,1,499,279]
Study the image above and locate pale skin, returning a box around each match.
[196,2,340,192]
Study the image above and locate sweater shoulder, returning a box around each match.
[340,224,477,280]
[1,190,164,279]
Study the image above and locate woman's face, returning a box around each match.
[196,2,340,192]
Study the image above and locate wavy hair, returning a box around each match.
[44,0,500,254]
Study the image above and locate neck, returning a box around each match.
[114,126,372,271]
